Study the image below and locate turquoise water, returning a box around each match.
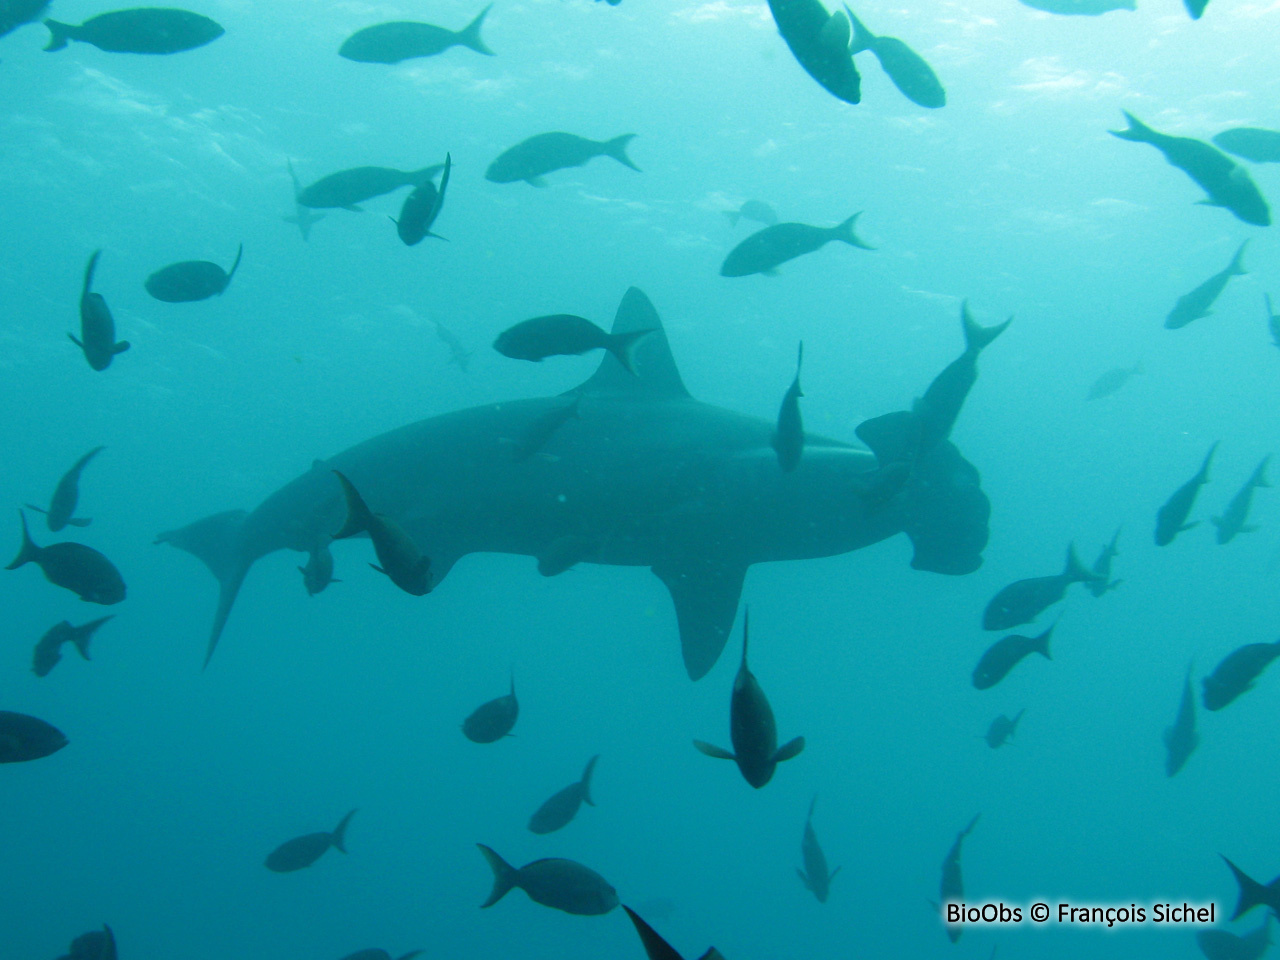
[3,0,1279,956]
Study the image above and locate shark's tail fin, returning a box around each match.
[604,134,641,172]
[457,3,494,55]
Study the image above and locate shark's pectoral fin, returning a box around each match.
[652,560,747,680]
[900,441,989,575]
[693,740,735,760]
[774,736,805,763]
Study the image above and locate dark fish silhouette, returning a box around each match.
[1267,295,1280,349]
[507,395,581,463]
[1203,640,1280,711]
[55,924,116,960]
[485,132,639,186]
[462,675,517,743]
[1015,0,1133,14]
[0,0,49,37]
[331,471,432,597]
[264,809,356,872]
[1166,242,1247,329]
[623,905,724,960]
[477,845,618,915]
[32,615,113,677]
[913,303,1009,453]
[7,510,126,604]
[1184,0,1209,18]
[973,625,1053,690]
[772,343,804,472]
[725,200,778,227]
[1110,112,1271,227]
[694,609,805,788]
[845,5,945,107]
[720,214,873,277]
[298,542,339,595]
[939,814,980,942]
[283,159,325,240]
[1196,915,1271,960]
[797,796,840,902]
[1212,455,1269,544]
[1221,856,1280,921]
[528,754,598,834]
[1164,663,1198,777]
[1085,527,1122,597]
[494,315,653,372]
[340,6,492,62]
[145,244,242,302]
[982,545,1099,630]
[0,710,69,762]
[1213,127,1280,164]
[983,709,1024,748]
[27,446,105,531]
[393,153,450,246]
[44,7,223,53]
[766,0,861,104]
[70,250,130,371]
[1155,441,1218,546]
[1086,363,1141,400]
[298,164,443,210]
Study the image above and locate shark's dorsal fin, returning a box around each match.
[580,287,691,400]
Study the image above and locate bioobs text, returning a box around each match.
[944,902,1216,926]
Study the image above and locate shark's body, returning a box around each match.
[159,288,988,679]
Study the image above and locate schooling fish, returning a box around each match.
[1085,527,1122,597]
[972,625,1053,690]
[0,0,49,37]
[27,446,105,531]
[1015,0,1134,13]
[797,796,840,902]
[983,709,1024,748]
[462,675,517,743]
[1212,455,1270,544]
[1166,242,1248,330]
[1155,441,1218,546]
[1196,916,1271,960]
[766,0,862,104]
[1164,663,1198,777]
[145,244,242,303]
[528,754,599,834]
[44,7,224,54]
[773,343,804,473]
[393,153,450,246]
[1221,857,1280,921]
[1086,363,1141,400]
[695,609,805,788]
[720,214,873,277]
[982,545,1100,630]
[31,615,113,678]
[725,199,778,227]
[264,809,356,872]
[1203,640,1280,711]
[70,250,129,372]
[485,132,639,186]
[0,710,69,763]
[7,510,126,604]
[494,315,653,372]
[283,159,325,240]
[340,6,492,63]
[298,542,339,595]
[1110,112,1271,227]
[477,845,619,915]
[939,814,980,943]
[298,164,444,210]
[331,471,432,597]
[55,925,116,960]
[1213,127,1280,165]
[845,6,945,108]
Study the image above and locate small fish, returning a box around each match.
[528,754,599,834]
[1016,0,1134,13]
[298,543,340,595]
[55,924,116,960]
[1203,640,1280,711]
[331,471,432,596]
[773,343,804,472]
[44,7,224,53]
[393,153,450,246]
[939,814,980,943]
[283,159,325,240]
[913,303,1010,453]
[1155,441,1218,546]
[766,0,862,105]
[298,164,444,210]
[1212,455,1270,544]
[494,315,653,373]
[1085,527,1122,597]
[694,609,805,788]
[982,545,1100,630]
[1213,128,1280,165]
[1164,663,1198,777]
[510,396,582,464]
[0,710,69,763]
[721,214,873,278]
[845,6,945,108]
[1166,242,1248,330]
[983,709,1024,748]
[1266,294,1280,349]
[339,6,493,63]
[1086,363,1141,400]
[477,845,619,915]
[265,809,356,872]
[70,250,130,372]
[536,533,597,576]
[31,615,113,678]
[26,446,105,531]
[725,199,778,228]
[428,316,471,370]
[797,796,840,902]
[7,510,126,604]
[1221,856,1280,921]
[1196,915,1271,960]
[485,132,639,186]
[623,905,724,960]
[0,0,49,38]
[462,675,518,743]
[145,244,243,303]
[972,625,1053,690]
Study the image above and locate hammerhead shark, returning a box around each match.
[158,287,990,679]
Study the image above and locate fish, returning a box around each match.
[0,710,69,763]
[1015,0,1134,13]
[939,814,980,943]
[338,952,422,960]
[983,709,1024,748]
[477,845,619,915]
[1164,663,1198,777]
[393,153,450,246]
[1086,363,1141,400]
[982,545,1100,630]
[725,200,778,227]
[845,6,945,108]
[1267,295,1280,349]
[0,0,49,38]
[298,542,339,595]
[507,395,581,464]
[1202,640,1280,711]
[720,214,873,277]
[1212,455,1270,544]
[766,0,862,104]
[145,244,243,303]
[7,510,126,604]
[44,7,223,54]
[1196,915,1271,960]
[797,796,840,902]
[528,754,599,834]
[340,6,493,63]
[31,615,113,678]
[156,287,993,679]
[1165,242,1248,330]
[1221,856,1280,921]
[913,303,1010,454]
[1213,127,1280,165]
[283,159,325,240]
[298,164,444,211]
[623,905,724,960]
[485,132,639,186]
[494,315,654,373]
[694,609,805,788]
[1085,527,1122,597]
[55,925,116,960]
[1110,113,1271,227]
[462,675,518,743]
[772,343,804,472]
[428,317,471,370]
[1155,441,1218,546]
[331,470,432,598]
[264,809,356,872]
[70,250,130,372]
[26,446,105,531]
[972,625,1053,690]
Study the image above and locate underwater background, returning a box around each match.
[3,0,1280,956]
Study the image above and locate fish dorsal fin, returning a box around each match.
[579,287,691,400]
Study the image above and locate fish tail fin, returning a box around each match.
[1109,110,1153,142]
[226,243,244,284]
[43,19,73,51]
[458,3,494,55]
[331,471,374,539]
[844,4,874,53]
[477,844,519,907]
[331,808,357,852]
[82,248,101,296]
[1065,542,1103,582]
[73,615,114,659]
[604,134,641,172]
[580,754,599,806]
[1201,440,1220,481]
[1223,855,1269,921]
[1229,241,1249,276]
[6,510,39,570]
[608,327,656,375]
[1037,624,1055,661]
[833,212,875,250]
[623,906,684,960]
[961,301,1012,357]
